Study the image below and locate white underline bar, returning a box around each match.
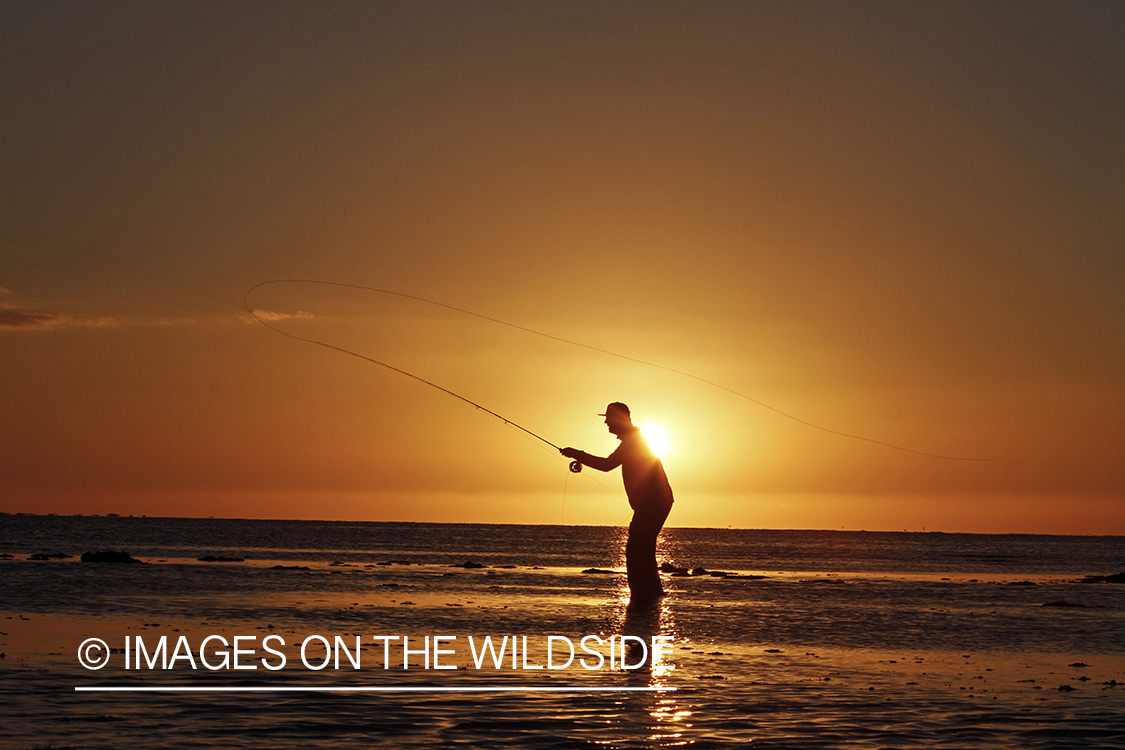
[75,686,675,693]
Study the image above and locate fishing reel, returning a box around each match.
[568,460,583,474]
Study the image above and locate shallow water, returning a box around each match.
[1,516,1123,748]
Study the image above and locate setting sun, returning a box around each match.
[640,424,670,459]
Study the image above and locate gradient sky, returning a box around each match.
[2,1,1122,533]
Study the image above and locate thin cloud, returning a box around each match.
[0,298,307,330]
[0,304,119,330]
[154,316,204,326]
[245,309,314,322]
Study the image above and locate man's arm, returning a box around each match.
[560,445,623,473]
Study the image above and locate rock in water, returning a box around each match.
[81,550,143,564]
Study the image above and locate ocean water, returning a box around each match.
[1,515,1123,749]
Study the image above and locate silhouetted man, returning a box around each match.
[561,402,674,604]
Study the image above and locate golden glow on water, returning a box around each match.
[648,694,693,745]
[607,590,689,746]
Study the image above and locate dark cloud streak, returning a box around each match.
[0,304,117,330]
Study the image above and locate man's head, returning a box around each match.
[599,402,633,436]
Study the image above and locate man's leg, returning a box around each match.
[625,506,670,602]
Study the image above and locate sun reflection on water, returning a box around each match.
[608,591,695,746]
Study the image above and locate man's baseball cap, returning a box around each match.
[598,402,631,417]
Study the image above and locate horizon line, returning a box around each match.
[75,685,675,693]
[9,511,1122,537]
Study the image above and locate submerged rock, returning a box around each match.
[581,568,617,575]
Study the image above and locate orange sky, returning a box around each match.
[2,3,1122,533]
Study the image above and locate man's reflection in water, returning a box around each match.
[619,596,692,745]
